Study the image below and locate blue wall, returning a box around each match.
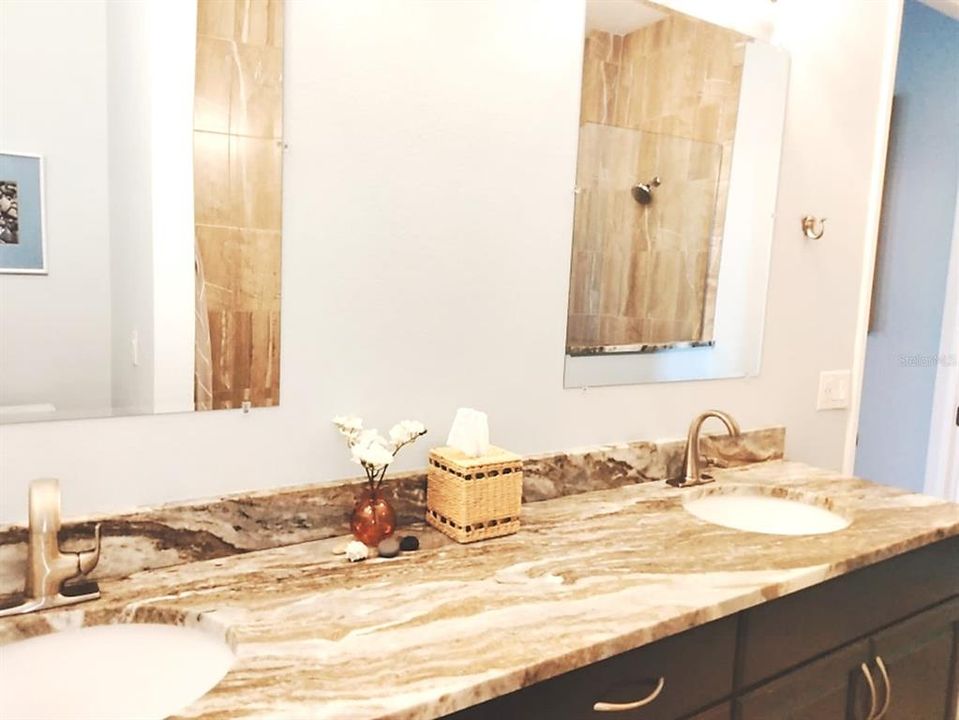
[856,0,959,490]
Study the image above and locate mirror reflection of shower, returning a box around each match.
[566,0,755,354]
[631,176,661,205]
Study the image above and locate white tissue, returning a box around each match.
[446,408,490,457]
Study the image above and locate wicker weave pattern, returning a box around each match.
[426,446,523,544]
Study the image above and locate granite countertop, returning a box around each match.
[2,460,958,720]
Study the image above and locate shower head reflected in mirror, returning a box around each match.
[631,176,661,205]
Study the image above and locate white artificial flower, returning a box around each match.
[350,430,395,470]
[388,423,409,446]
[332,415,363,439]
[352,428,390,450]
[352,443,395,470]
[403,419,426,436]
[389,419,426,446]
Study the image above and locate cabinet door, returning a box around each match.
[687,703,730,720]
[737,639,875,720]
[870,598,959,720]
[739,537,959,687]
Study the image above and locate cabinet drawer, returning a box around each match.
[736,639,873,720]
[739,537,959,687]
[447,616,737,720]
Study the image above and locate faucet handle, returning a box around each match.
[76,523,102,576]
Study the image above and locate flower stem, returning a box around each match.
[374,465,387,491]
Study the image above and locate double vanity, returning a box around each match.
[1,431,957,720]
[1,0,954,718]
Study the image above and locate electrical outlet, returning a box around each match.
[817,370,851,410]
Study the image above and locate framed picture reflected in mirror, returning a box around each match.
[0,152,46,275]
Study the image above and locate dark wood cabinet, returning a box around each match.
[737,639,873,720]
[444,538,959,720]
[446,615,737,720]
[737,537,959,688]
[738,599,959,720]
[868,598,959,720]
[688,704,730,720]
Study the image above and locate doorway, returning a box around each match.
[924,199,959,500]
[854,0,959,498]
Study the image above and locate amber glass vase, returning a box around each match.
[350,488,396,546]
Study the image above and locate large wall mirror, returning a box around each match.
[0,0,283,423]
[564,0,789,387]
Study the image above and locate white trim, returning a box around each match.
[0,150,48,275]
[923,179,959,500]
[842,0,904,476]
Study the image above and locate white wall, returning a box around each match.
[0,0,113,417]
[0,0,902,524]
[855,0,959,492]
[107,0,197,417]
[107,0,156,417]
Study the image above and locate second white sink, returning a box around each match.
[0,622,234,720]
[683,489,850,536]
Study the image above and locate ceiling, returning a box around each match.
[585,0,667,35]
[917,0,959,21]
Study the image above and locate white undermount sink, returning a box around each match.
[0,623,234,720]
[683,488,851,536]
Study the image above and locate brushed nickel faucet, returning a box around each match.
[670,410,741,488]
[0,478,102,617]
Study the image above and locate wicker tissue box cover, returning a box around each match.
[426,445,523,544]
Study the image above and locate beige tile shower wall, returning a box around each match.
[568,16,745,348]
[580,31,624,127]
[568,125,722,346]
[193,0,283,410]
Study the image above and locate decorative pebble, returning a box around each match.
[345,540,369,562]
[331,542,348,555]
[377,536,400,558]
[399,535,419,552]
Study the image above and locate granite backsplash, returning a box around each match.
[0,426,784,597]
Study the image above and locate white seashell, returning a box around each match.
[345,540,369,562]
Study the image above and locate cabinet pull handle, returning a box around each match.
[593,676,665,712]
[873,656,891,720]
[860,662,878,720]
